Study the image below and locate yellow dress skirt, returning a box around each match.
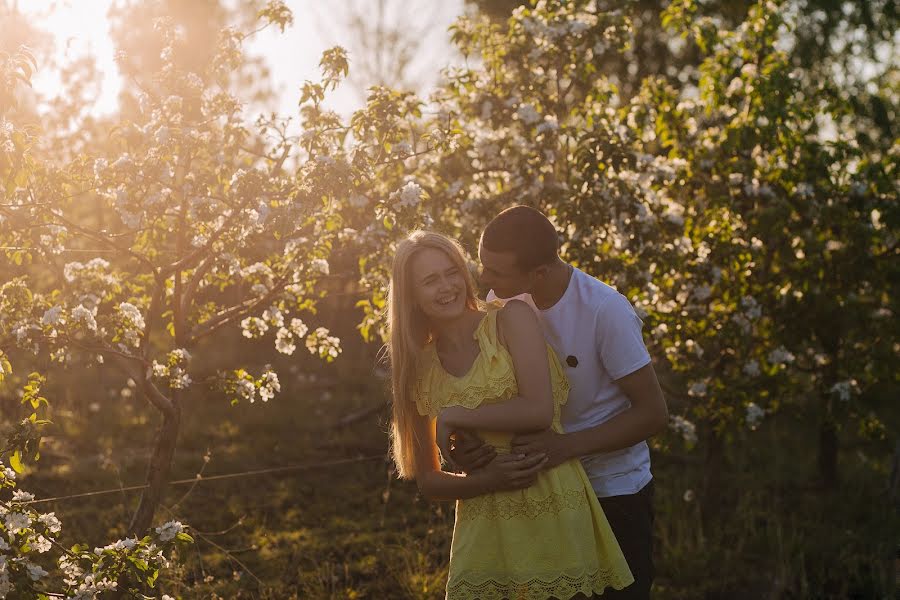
[415,309,634,600]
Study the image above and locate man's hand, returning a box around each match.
[449,429,496,473]
[510,428,571,469]
[478,452,548,492]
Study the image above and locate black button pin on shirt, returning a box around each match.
[566,355,578,368]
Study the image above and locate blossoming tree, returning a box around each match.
[0,7,446,596]
[354,0,896,489]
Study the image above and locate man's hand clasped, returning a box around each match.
[510,428,570,470]
[437,409,555,493]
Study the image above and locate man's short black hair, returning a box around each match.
[481,205,558,271]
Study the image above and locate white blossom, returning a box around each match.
[743,360,761,377]
[275,328,296,355]
[289,318,308,337]
[745,402,764,430]
[154,520,184,542]
[688,381,707,397]
[32,535,52,553]
[4,511,29,533]
[258,370,280,402]
[829,379,859,402]
[536,115,559,134]
[25,562,48,581]
[670,415,698,444]
[241,316,269,339]
[12,490,34,502]
[41,306,63,326]
[311,258,330,275]
[394,181,423,209]
[393,141,413,157]
[37,512,61,533]
[71,305,98,332]
[516,103,541,125]
[795,182,814,198]
[767,346,795,365]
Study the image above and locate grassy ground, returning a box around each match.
[13,364,898,599]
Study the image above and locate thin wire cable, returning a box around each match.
[20,453,386,506]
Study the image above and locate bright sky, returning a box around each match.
[22,0,465,119]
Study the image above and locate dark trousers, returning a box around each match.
[596,479,655,599]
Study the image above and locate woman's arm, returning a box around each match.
[440,301,555,433]
[411,405,547,500]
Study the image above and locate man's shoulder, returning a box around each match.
[571,268,623,308]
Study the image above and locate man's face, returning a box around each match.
[478,244,533,299]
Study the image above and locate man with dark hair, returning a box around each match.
[453,204,668,599]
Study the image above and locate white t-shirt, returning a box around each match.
[488,267,653,497]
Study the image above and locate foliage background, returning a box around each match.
[0,0,897,598]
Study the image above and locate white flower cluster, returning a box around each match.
[41,305,63,327]
[275,318,308,356]
[70,304,98,333]
[226,367,281,404]
[740,295,762,320]
[516,103,542,125]
[117,302,146,348]
[0,484,65,596]
[241,316,268,339]
[392,181,424,209]
[742,360,761,377]
[241,262,275,296]
[258,370,281,402]
[111,186,142,229]
[0,119,14,155]
[310,258,330,276]
[154,520,184,542]
[829,379,859,402]
[670,415,698,445]
[745,402,765,430]
[150,348,192,390]
[63,258,112,284]
[305,327,341,360]
[767,346,795,366]
[687,381,708,397]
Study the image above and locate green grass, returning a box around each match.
[11,370,898,599]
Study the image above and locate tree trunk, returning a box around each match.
[817,420,839,490]
[129,399,181,535]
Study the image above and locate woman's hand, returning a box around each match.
[449,429,497,473]
[435,412,456,470]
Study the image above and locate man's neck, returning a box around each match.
[531,260,573,310]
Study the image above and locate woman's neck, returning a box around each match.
[431,309,483,352]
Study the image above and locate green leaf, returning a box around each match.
[9,451,24,473]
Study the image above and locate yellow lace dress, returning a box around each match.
[415,310,634,600]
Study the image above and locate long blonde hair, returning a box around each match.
[387,231,480,479]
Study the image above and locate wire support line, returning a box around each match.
[19,453,386,506]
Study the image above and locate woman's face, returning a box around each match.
[408,247,468,322]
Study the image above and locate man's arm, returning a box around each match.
[410,405,548,499]
[511,362,668,467]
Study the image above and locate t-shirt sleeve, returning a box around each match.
[595,293,652,380]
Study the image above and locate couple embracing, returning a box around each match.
[387,206,668,599]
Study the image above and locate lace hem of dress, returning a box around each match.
[417,374,516,417]
[458,488,589,522]
[447,568,632,600]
